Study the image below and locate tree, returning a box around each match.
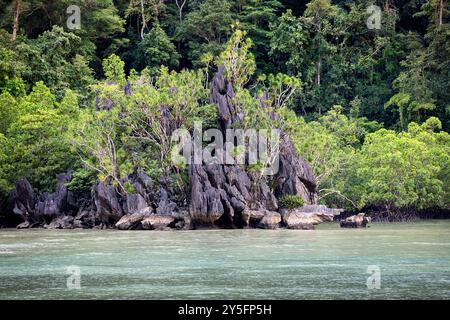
[127,0,165,39]
[0,44,26,96]
[269,10,307,74]
[269,0,348,115]
[2,82,79,191]
[17,26,95,99]
[1,1,125,61]
[177,0,233,66]
[102,53,126,84]
[0,132,9,192]
[175,0,187,23]
[123,66,213,172]
[11,0,20,41]
[74,55,215,192]
[136,24,180,73]
[217,27,256,90]
[73,107,130,192]
[415,0,448,28]
[0,91,18,134]
[285,106,380,209]
[346,116,450,213]
[238,0,284,73]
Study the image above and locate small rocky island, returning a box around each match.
[0,68,343,230]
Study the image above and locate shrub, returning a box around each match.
[279,194,304,209]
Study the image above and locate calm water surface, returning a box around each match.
[0,221,449,299]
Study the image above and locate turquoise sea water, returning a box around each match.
[0,221,449,299]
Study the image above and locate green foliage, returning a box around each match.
[0,132,9,193]
[269,10,307,73]
[59,89,80,117]
[5,26,95,99]
[2,82,79,191]
[0,0,448,215]
[239,0,283,73]
[126,0,165,39]
[279,194,305,209]
[354,120,448,211]
[31,27,90,95]
[290,110,449,213]
[73,107,130,191]
[0,47,26,96]
[103,54,126,84]
[286,106,380,209]
[0,0,125,60]
[0,91,18,134]
[73,56,212,191]
[137,24,180,74]
[123,65,210,171]
[65,169,97,193]
[177,0,233,66]
[217,27,256,90]
[123,180,137,194]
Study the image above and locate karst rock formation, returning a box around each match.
[0,67,342,230]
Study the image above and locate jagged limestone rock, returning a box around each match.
[188,66,319,228]
[340,213,371,228]
[93,182,123,224]
[1,68,337,231]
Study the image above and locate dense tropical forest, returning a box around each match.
[0,0,448,218]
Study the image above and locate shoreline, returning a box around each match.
[1,218,449,231]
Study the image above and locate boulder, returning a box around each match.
[257,211,281,229]
[45,216,74,229]
[141,215,176,230]
[274,139,317,205]
[115,210,152,230]
[189,164,233,227]
[172,211,191,230]
[282,209,335,230]
[240,209,265,227]
[340,213,371,228]
[16,221,31,229]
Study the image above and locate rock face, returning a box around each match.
[93,182,123,224]
[6,178,35,225]
[188,66,319,228]
[73,209,96,229]
[340,213,371,228]
[0,68,342,231]
[35,173,75,223]
[123,194,148,216]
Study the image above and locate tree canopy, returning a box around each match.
[0,0,448,215]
